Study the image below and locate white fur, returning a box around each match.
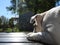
[42,6,60,45]
[27,6,60,45]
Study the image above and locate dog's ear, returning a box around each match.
[35,15,43,26]
[36,15,43,21]
[32,15,44,26]
[34,15,45,32]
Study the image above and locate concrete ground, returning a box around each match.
[0,32,43,45]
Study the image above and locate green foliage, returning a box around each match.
[0,18,2,28]
[13,27,20,32]
[9,18,14,28]
[0,29,2,32]
[5,28,12,32]
[7,0,56,14]
[0,18,2,24]
[0,16,9,25]
[5,27,19,32]
[6,0,16,13]
[0,16,20,32]
[0,16,9,32]
[25,0,56,14]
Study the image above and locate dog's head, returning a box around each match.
[30,12,46,32]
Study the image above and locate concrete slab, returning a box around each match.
[0,32,43,45]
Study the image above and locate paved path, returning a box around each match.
[0,32,43,45]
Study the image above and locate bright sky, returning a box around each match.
[0,0,18,19]
[0,0,60,19]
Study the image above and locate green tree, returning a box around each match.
[6,0,16,13]
[6,0,56,14]
[25,0,56,14]
[9,18,14,32]
[6,0,28,14]
[0,16,9,32]
[0,18,2,28]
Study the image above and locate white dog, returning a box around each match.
[27,6,60,45]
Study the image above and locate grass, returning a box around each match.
[0,27,31,32]
[13,27,20,32]
[0,27,20,32]
[6,27,20,32]
[6,28,12,32]
[0,28,3,32]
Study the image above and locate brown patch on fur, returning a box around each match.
[33,11,46,32]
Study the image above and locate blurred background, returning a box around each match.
[0,0,60,32]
